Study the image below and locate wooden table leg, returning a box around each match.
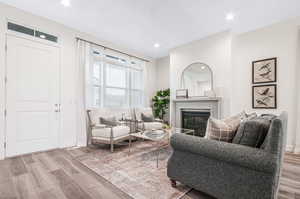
[170,179,177,187]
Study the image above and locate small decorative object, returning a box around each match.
[252,84,277,109]
[152,89,170,120]
[176,89,188,99]
[252,57,277,84]
[204,90,216,98]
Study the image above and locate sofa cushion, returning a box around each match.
[206,112,246,142]
[99,116,118,126]
[244,112,258,121]
[232,116,274,148]
[141,113,155,122]
[92,126,130,138]
[206,118,236,142]
[223,111,247,131]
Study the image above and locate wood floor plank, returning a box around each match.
[52,155,80,176]
[38,187,69,199]
[61,182,94,199]
[51,168,93,199]
[34,152,59,172]
[38,189,59,199]
[22,154,35,165]
[26,162,58,193]
[0,149,299,199]
[0,159,12,183]
[13,173,39,199]
[51,169,74,186]
[10,157,28,177]
[0,179,18,199]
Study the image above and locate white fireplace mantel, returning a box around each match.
[171,97,221,128]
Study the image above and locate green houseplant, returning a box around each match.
[152,89,170,121]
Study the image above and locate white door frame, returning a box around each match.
[4,32,62,158]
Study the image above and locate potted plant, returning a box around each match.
[152,89,170,123]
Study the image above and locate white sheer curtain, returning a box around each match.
[76,40,91,146]
[76,39,146,145]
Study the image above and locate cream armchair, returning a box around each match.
[87,108,132,152]
[134,107,164,132]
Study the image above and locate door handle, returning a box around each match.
[54,104,60,112]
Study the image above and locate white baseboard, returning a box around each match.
[285,145,294,152]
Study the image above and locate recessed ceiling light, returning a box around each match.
[39,34,46,39]
[154,43,160,48]
[201,66,206,70]
[61,0,71,7]
[226,12,235,21]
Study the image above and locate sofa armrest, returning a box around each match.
[170,133,277,173]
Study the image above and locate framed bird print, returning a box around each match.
[252,57,277,84]
[252,84,277,109]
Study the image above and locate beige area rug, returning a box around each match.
[72,141,191,199]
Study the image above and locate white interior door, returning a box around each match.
[6,35,60,157]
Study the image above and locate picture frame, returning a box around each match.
[176,89,188,99]
[252,84,277,109]
[252,57,277,84]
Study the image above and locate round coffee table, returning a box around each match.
[129,128,195,168]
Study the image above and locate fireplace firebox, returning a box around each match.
[181,110,210,137]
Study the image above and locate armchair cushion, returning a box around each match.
[134,107,153,121]
[100,116,118,126]
[88,108,132,125]
[92,126,130,138]
[141,113,155,122]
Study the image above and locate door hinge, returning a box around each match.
[4,142,6,149]
[4,76,7,84]
[5,44,7,51]
[4,109,7,117]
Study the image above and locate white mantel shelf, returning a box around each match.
[173,97,221,103]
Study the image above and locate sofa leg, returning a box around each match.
[110,143,114,152]
[170,179,177,187]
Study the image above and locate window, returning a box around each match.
[88,47,145,108]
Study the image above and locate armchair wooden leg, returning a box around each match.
[110,143,114,152]
[170,179,177,187]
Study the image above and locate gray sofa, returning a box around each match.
[167,112,287,199]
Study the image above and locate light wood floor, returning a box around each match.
[0,148,299,199]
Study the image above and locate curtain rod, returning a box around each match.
[76,37,150,62]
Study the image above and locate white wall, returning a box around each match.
[0,3,156,159]
[145,61,158,106]
[156,56,170,90]
[295,30,300,153]
[170,31,232,121]
[231,19,300,152]
[169,18,300,152]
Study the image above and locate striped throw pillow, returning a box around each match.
[206,112,246,142]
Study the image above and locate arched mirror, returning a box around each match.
[181,63,213,97]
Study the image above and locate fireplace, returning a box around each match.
[181,110,210,137]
